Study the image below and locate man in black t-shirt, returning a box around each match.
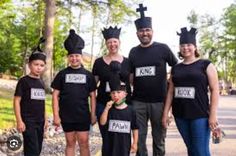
[129,4,178,156]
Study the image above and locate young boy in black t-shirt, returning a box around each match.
[100,62,139,156]
[14,40,47,156]
[51,30,96,156]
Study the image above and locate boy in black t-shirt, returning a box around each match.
[14,39,47,156]
[100,64,139,156]
[51,30,96,156]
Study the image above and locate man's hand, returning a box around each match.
[130,143,138,153]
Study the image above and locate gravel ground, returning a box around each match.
[0,122,102,156]
[0,78,17,91]
[0,78,102,156]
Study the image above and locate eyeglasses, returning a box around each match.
[138,28,152,33]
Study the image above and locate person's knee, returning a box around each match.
[79,139,89,149]
[66,137,76,148]
[78,136,89,148]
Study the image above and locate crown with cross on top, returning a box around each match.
[134,3,152,30]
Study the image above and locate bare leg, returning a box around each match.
[65,131,76,156]
[76,131,90,156]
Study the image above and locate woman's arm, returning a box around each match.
[207,63,219,130]
[129,73,134,86]
[94,75,99,84]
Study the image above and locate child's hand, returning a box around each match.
[105,100,114,110]
[130,143,138,153]
[17,121,26,133]
[53,116,61,127]
[91,114,97,125]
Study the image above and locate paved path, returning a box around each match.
[146,95,236,156]
[95,95,236,156]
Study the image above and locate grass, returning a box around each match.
[0,87,52,129]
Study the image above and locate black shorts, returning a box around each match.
[61,122,90,132]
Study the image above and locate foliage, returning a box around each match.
[187,10,198,27]
[0,0,140,77]
[221,4,236,83]
[0,0,46,77]
[0,2,20,75]
[187,3,236,84]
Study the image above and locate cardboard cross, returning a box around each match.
[136,4,147,18]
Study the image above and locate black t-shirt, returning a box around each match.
[92,57,131,105]
[14,75,45,122]
[129,42,178,102]
[103,105,139,156]
[171,59,211,119]
[51,66,96,123]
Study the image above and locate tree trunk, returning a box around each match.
[43,0,56,92]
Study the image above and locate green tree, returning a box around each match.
[187,3,236,84]
[0,0,140,79]
[187,10,199,28]
[0,0,46,77]
[221,3,236,83]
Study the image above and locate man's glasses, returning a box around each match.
[138,28,152,33]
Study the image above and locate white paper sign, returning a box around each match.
[65,74,86,84]
[135,66,156,77]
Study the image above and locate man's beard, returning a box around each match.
[139,36,152,45]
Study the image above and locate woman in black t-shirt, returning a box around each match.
[162,27,219,156]
[92,26,131,155]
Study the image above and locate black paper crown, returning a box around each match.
[102,26,121,41]
[29,37,46,63]
[177,27,197,45]
[135,4,152,30]
[64,29,85,55]
[109,61,126,92]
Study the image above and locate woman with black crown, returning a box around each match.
[92,26,131,155]
[162,27,219,156]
